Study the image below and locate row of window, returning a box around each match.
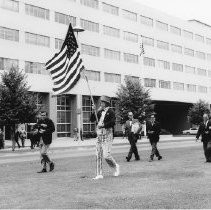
[144,78,209,93]
[84,70,211,94]
[1,0,211,48]
[143,57,211,77]
[2,25,210,63]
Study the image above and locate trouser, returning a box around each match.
[127,133,140,160]
[40,142,52,169]
[150,141,160,159]
[20,137,25,147]
[205,141,211,162]
[12,138,21,150]
[96,128,118,176]
[203,141,208,160]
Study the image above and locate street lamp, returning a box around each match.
[73,24,85,141]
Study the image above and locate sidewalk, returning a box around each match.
[3,135,195,150]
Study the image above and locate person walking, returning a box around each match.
[36,111,55,173]
[19,127,27,148]
[146,114,162,162]
[196,113,211,162]
[125,112,142,162]
[0,128,4,149]
[90,95,120,180]
[12,129,21,151]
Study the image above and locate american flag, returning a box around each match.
[45,23,84,95]
[140,42,145,56]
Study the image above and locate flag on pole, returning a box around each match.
[45,23,84,95]
[140,42,145,56]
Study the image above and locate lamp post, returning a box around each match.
[73,25,85,141]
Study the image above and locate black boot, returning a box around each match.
[37,168,47,173]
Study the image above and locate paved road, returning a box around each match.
[0,138,200,164]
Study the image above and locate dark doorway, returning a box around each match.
[154,101,192,135]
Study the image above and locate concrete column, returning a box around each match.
[76,94,82,140]
[49,93,57,139]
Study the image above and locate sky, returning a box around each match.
[134,0,211,25]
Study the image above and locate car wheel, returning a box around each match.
[187,132,190,135]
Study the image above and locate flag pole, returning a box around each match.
[82,70,98,123]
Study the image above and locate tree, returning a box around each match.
[115,77,152,124]
[0,67,39,147]
[188,100,210,126]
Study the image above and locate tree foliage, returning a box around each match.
[115,77,152,123]
[188,100,210,125]
[0,67,38,125]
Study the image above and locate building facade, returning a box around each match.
[0,0,211,137]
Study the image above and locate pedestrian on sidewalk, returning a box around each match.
[125,112,142,162]
[36,111,55,173]
[0,128,4,149]
[19,127,26,148]
[12,129,21,151]
[196,113,211,162]
[146,114,162,162]
[90,95,120,180]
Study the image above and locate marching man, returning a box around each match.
[90,95,120,180]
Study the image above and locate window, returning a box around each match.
[125,75,140,83]
[57,95,71,137]
[80,19,99,33]
[143,57,155,67]
[184,48,194,57]
[158,60,170,70]
[170,26,181,35]
[55,38,64,50]
[25,61,47,75]
[55,12,76,26]
[198,86,207,93]
[104,73,121,83]
[142,36,154,46]
[103,25,120,38]
[84,70,100,81]
[144,78,156,88]
[157,40,169,50]
[0,57,18,70]
[195,34,204,43]
[140,15,153,27]
[197,68,207,76]
[25,4,49,20]
[124,53,138,64]
[156,21,168,31]
[195,51,205,60]
[172,63,183,72]
[104,49,120,60]
[159,80,171,89]
[187,84,196,92]
[123,31,138,43]
[183,30,193,39]
[185,65,195,74]
[102,2,119,16]
[0,0,18,12]
[206,38,211,46]
[82,96,96,133]
[122,9,137,21]
[80,0,98,9]
[0,26,19,41]
[171,44,182,54]
[173,82,184,91]
[207,53,211,61]
[25,32,50,47]
[81,44,100,56]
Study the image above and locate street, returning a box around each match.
[0,138,211,209]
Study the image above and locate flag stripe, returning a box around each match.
[53,52,81,83]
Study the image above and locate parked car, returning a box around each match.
[182,128,198,135]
